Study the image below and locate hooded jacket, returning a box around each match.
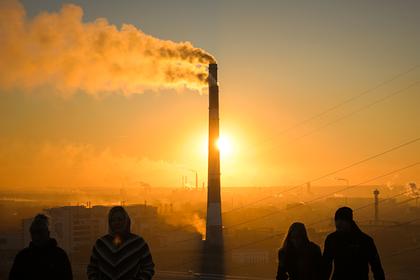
[323,221,385,280]
[9,238,72,280]
[87,206,155,280]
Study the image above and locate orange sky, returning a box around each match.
[0,0,419,189]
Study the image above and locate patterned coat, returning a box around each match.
[87,233,154,280]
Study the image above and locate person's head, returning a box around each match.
[334,207,354,232]
[108,206,131,236]
[30,214,50,246]
[282,222,309,250]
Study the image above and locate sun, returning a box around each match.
[197,133,236,159]
[216,135,233,156]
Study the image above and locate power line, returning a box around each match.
[356,195,419,223]
[160,67,420,262]
[222,136,420,215]
[225,161,419,230]
[275,65,419,136]
[163,136,420,239]
[223,175,420,254]
[159,136,420,248]
[227,190,420,271]
[160,135,419,245]
[224,136,419,215]
[163,69,420,237]
[162,135,417,236]
[228,215,420,272]
[166,161,419,257]
[167,77,420,266]
[290,80,419,142]
[225,162,419,229]
[306,190,413,227]
[223,77,420,218]
[166,163,419,271]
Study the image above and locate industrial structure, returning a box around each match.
[206,63,223,246]
[374,189,380,224]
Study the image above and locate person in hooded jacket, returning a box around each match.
[87,206,155,280]
[9,214,73,280]
[323,207,385,280]
[276,222,323,280]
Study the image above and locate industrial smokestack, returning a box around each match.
[374,189,380,224]
[206,63,223,246]
[195,171,198,190]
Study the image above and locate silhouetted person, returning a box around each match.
[277,222,322,280]
[323,207,385,280]
[87,206,155,280]
[9,214,72,280]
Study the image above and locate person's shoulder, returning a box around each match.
[129,232,141,239]
[15,246,32,258]
[358,231,374,243]
[325,231,339,241]
[94,234,113,247]
[47,239,68,257]
[54,245,70,258]
[125,234,150,252]
[100,233,112,239]
[129,233,146,243]
[309,241,321,251]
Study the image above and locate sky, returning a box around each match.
[0,0,419,188]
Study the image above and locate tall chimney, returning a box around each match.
[195,171,198,190]
[206,63,223,246]
[374,189,379,224]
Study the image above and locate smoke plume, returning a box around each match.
[163,212,206,240]
[191,213,206,240]
[0,0,215,96]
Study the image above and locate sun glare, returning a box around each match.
[216,135,233,156]
[198,133,237,159]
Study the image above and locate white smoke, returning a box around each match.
[0,0,215,96]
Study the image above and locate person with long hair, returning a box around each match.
[276,222,322,280]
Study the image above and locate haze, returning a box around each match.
[0,0,418,189]
[0,1,420,279]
